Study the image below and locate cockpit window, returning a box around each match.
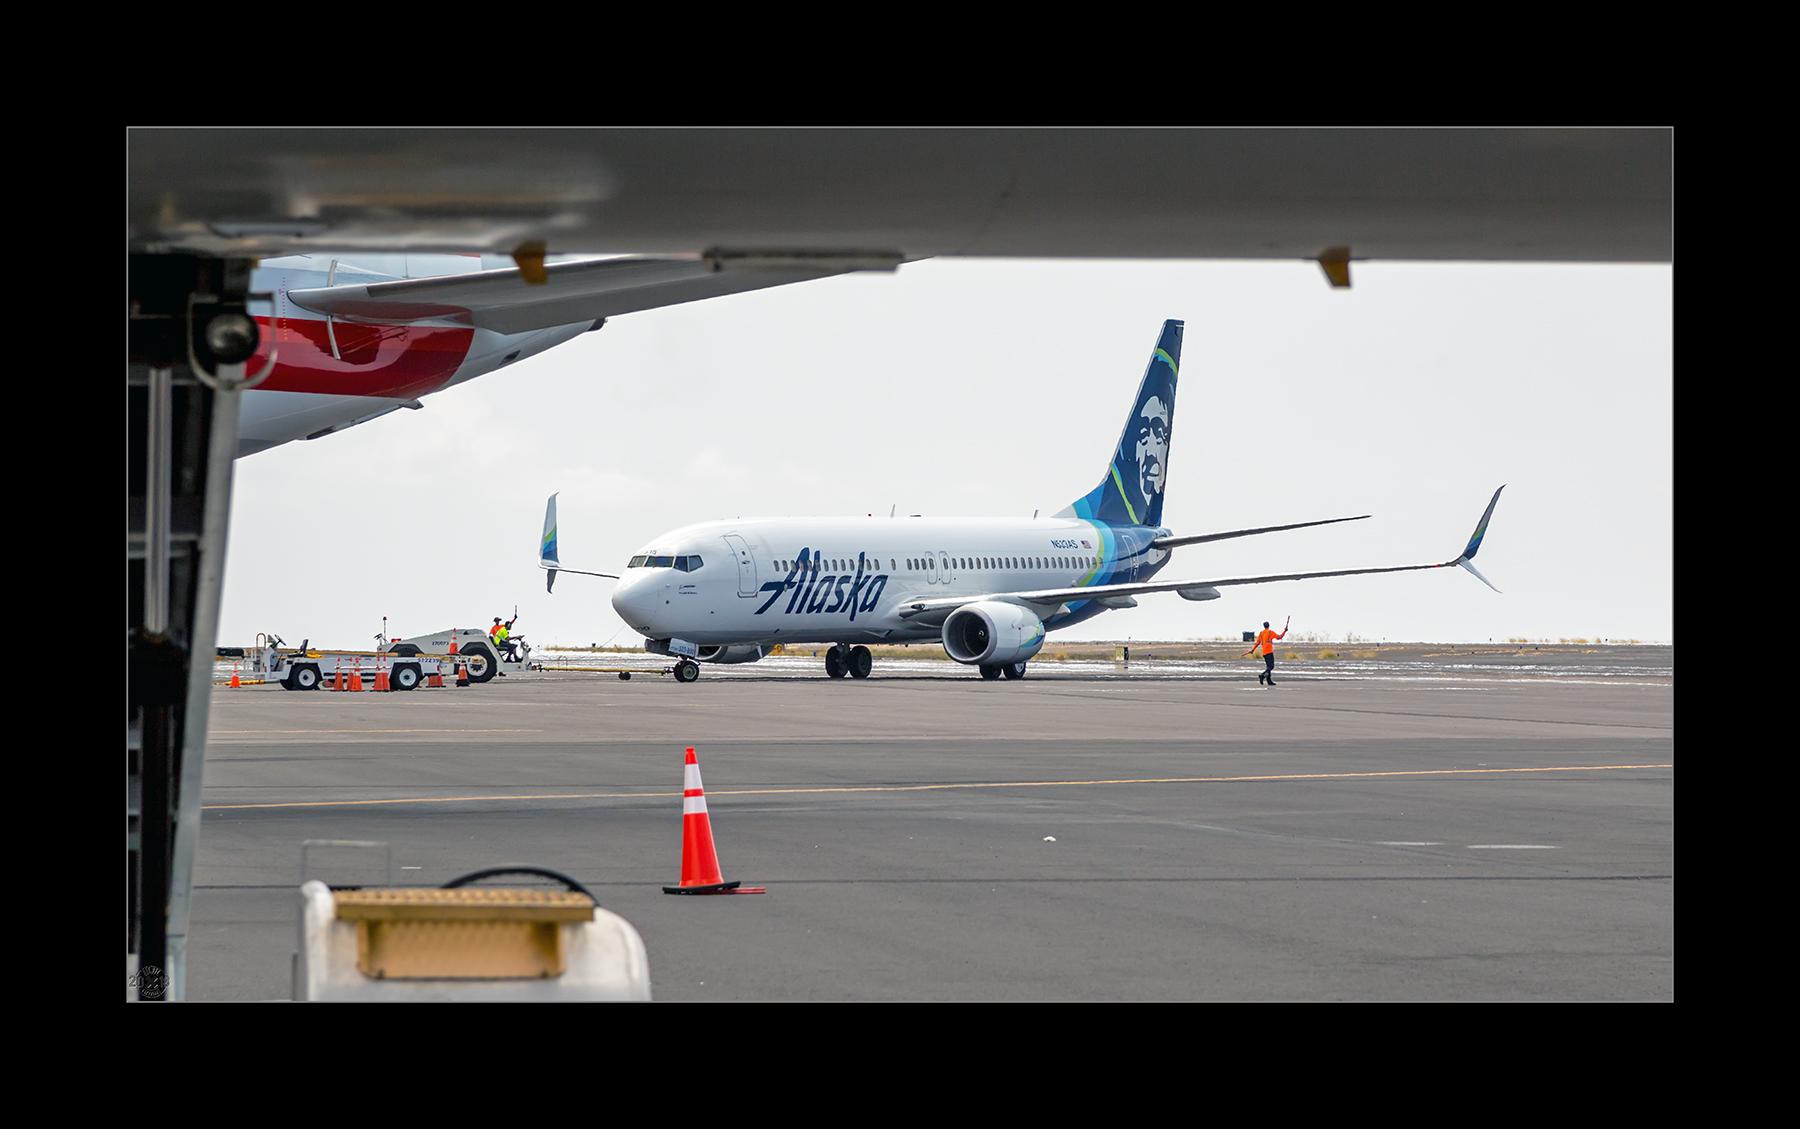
[628,555,648,568]
[674,555,704,572]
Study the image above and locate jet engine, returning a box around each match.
[645,639,767,664]
[696,644,767,664]
[941,601,1046,666]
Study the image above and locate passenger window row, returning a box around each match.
[772,557,885,572]
[901,556,1096,571]
[639,553,1100,574]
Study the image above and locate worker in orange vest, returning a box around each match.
[1242,617,1289,686]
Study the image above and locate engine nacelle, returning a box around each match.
[696,644,767,664]
[645,638,766,664]
[942,601,1046,666]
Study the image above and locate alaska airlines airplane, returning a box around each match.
[541,320,1504,682]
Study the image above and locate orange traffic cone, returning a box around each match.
[375,664,390,691]
[229,663,240,688]
[664,747,764,895]
[349,660,364,692]
[455,662,469,688]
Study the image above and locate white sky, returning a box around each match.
[219,258,1672,650]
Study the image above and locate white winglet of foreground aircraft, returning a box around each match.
[539,320,1505,682]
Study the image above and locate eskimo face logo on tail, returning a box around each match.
[1135,394,1170,501]
[1065,322,1181,529]
[753,548,888,620]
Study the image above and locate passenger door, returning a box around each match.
[722,534,759,598]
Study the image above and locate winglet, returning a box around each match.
[541,493,559,593]
[1453,486,1504,592]
[536,494,619,590]
[1461,486,1504,561]
[1458,558,1501,593]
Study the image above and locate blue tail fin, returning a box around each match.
[1059,320,1183,528]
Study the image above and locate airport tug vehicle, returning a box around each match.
[241,629,539,691]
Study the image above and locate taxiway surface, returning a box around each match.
[191,647,1673,1000]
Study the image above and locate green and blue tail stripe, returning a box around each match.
[1062,320,1182,530]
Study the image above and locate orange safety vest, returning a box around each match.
[1256,628,1285,655]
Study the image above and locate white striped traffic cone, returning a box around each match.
[663,747,764,895]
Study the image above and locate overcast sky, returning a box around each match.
[219,258,1671,650]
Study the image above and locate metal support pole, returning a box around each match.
[129,254,256,1001]
[165,381,240,999]
[144,367,171,636]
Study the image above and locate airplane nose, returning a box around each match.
[611,574,660,633]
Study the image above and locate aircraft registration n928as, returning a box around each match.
[234,251,886,457]
[540,320,1505,683]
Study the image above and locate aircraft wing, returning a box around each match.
[288,255,879,336]
[1151,513,1369,550]
[897,488,1505,622]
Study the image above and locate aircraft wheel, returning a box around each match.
[675,660,700,683]
[291,664,321,691]
[849,646,872,679]
[392,663,421,691]
[979,664,1002,680]
[618,671,632,681]
[825,647,847,679]
[463,644,497,683]
[1003,661,1028,680]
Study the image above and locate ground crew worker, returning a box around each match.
[491,616,520,662]
[1242,617,1289,686]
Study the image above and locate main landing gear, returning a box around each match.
[979,661,1029,681]
[825,644,872,679]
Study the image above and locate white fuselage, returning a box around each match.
[609,516,1169,648]
[237,255,598,457]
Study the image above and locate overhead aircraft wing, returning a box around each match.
[897,488,1505,622]
[288,254,891,336]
